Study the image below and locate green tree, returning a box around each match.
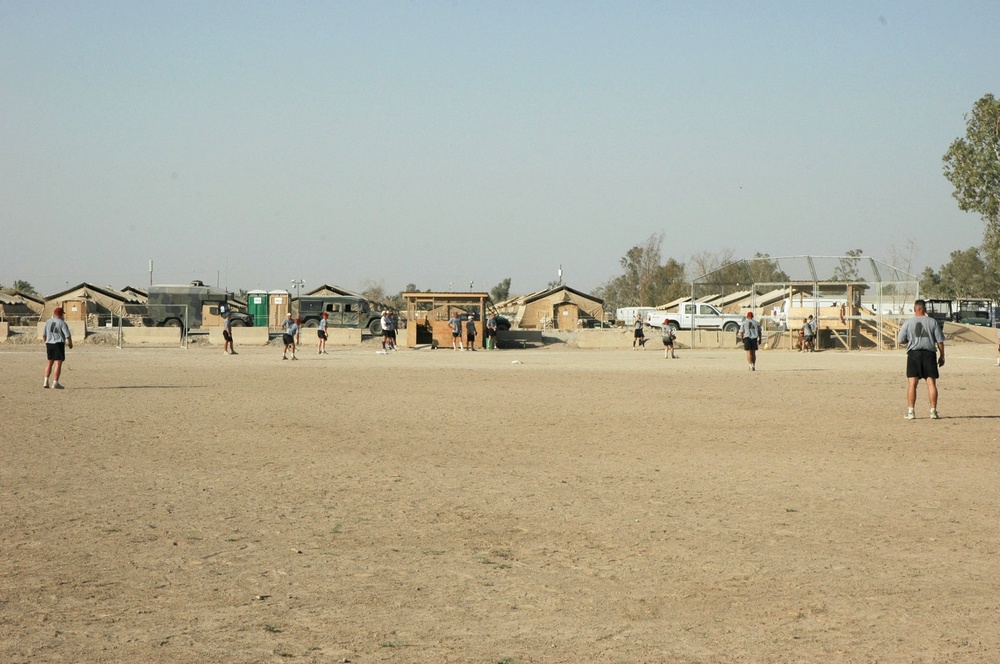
[12,280,37,295]
[919,266,943,298]
[595,234,688,311]
[943,93,1000,271]
[490,278,511,303]
[831,249,864,282]
[920,247,998,299]
[747,253,791,284]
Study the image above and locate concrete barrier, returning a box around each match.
[207,327,270,346]
[572,328,747,350]
[326,328,363,346]
[121,327,182,345]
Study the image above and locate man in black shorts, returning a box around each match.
[222,311,237,355]
[42,306,73,389]
[897,299,945,419]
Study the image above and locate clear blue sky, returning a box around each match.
[1,1,997,296]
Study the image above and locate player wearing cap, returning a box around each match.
[738,311,762,371]
[42,306,73,389]
[465,314,477,351]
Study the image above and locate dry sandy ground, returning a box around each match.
[2,339,999,663]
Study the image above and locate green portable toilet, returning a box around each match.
[247,290,268,328]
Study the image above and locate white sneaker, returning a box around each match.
[904,409,915,420]
[53,382,64,390]
[929,409,940,420]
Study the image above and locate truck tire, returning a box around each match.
[723,321,739,332]
[230,319,245,327]
[369,319,383,335]
[302,318,318,328]
[666,321,680,333]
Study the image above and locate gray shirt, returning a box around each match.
[43,317,72,344]
[738,318,761,340]
[898,315,944,352]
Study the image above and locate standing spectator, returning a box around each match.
[42,306,73,389]
[898,299,945,419]
[738,312,762,371]
[317,312,329,354]
[381,310,397,351]
[281,313,299,360]
[795,317,807,351]
[633,315,645,350]
[449,311,463,350]
[466,314,477,351]
[995,323,999,367]
[222,311,237,355]
[803,314,817,352]
[485,312,498,350]
[662,325,677,359]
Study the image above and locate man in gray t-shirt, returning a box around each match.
[43,306,73,389]
[738,312,762,371]
[897,299,945,419]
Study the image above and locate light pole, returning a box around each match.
[291,279,305,316]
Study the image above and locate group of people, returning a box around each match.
[37,299,962,421]
[795,315,817,352]
[447,311,499,350]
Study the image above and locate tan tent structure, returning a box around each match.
[495,284,606,329]
[41,283,146,327]
[0,291,43,322]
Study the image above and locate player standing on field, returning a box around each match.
[897,299,945,420]
[738,311,762,371]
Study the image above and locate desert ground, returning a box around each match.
[2,335,999,663]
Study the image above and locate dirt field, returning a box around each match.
[2,339,999,663]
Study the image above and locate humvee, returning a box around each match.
[297,295,384,335]
[147,281,252,332]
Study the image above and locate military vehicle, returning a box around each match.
[147,281,251,332]
[296,295,385,335]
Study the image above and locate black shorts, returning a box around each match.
[223,330,232,342]
[318,330,327,340]
[906,350,939,380]
[46,342,66,362]
[467,333,476,343]
[634,329,644,338]
[282,333,295,346]
[742,338,759,351]
[662,336,674,346]
[452,331,460,338]
[485,329,495,338]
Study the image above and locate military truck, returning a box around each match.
[147,281,252,332]
[296,295,385,335]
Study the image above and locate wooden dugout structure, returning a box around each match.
[402,292,491,349]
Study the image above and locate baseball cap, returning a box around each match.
[53,307,63,315]
[746,312,754,318]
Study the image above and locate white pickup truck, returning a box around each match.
[646,302,744,333]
